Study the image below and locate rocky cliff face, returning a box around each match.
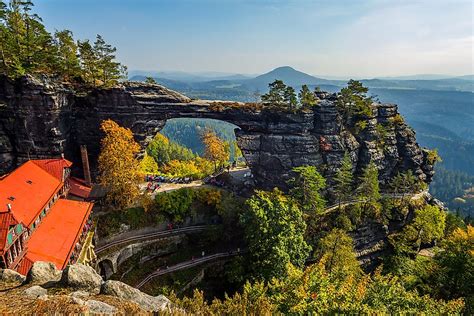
[0,75,434,189]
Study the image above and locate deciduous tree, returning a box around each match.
[200,128,229,171]
[98,119,141,208]
[316,228,362,278]
[240,189,311,281]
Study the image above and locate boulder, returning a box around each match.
[101,280,170,312]
[26,261,61,284]
[0,269,26,283]
[69,290,90,299]
[71,296,85,306]
[61,264,102,294]
[24,285,47,299]
[85,300,117,314]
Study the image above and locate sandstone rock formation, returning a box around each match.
[26,261,62,284]
[0,75,434,189]
[0,262,172,314]
[0,268,26,283]
[102,280,171,312]
[60,263,103,294]
[24,285,47,299]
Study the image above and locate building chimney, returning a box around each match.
[80,145,92,186]
[7,204,12,212]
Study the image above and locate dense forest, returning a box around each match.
[0,0,126,86]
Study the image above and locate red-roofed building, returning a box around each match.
[0,158,94,273]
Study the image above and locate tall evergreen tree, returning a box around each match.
[54,29,80,78]
[333,153,354,208]
[336,80,373,125]
[93,34,127,87]
[288,165,326,214]
[299,84,317,107]
[358,161,381,202]
[261,79,287,107]
[77,39,98,85]
[357,161,382,217]
[284,86,298,110]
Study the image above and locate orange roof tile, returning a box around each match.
[32,158,72,182]
[0,161,62,227]
[69,177,92,199]
[26,199,93,269]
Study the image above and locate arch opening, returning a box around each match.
[140,118,253,192]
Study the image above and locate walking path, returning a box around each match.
[95,225,210,255]
[135,250,242,289]
[321,190,428,214]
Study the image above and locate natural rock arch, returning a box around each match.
[0,76,434,189]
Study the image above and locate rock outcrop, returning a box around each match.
[26,261,62,284]
[0,75,434,189]
[102,280,171,312]
[60,263,103,294]
[0,268,26,283]
[24,285,48,299]
[0,262,172,314]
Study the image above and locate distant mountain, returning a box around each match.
[244,66,336,90]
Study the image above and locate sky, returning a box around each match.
[34,0,473,77]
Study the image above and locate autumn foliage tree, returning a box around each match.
[200,128,230,171]
[98,119,141,208]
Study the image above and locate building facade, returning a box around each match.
[0,158,95,274]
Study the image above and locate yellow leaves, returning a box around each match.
[200,129,230,168]
[447,225,474,256]
[139,153,159,174]
[153,133,169,145]
[98,119,141,208]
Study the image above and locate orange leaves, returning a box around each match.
[200,129,230,169]
[98,119,141,208]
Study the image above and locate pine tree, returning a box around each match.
[357,161,381,217]
[145,76,156,84]
[284,86,298,110]
[358,161,381,202]
[54,30,80,78]
[77,39,98,85]
[336,80,373,124]
[261,79,287,107]
[333,153,354,208]
[299,84,317,107]
[93,34,127,87]
[288,165,326,214]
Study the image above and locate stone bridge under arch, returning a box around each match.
[0,77,434,189]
